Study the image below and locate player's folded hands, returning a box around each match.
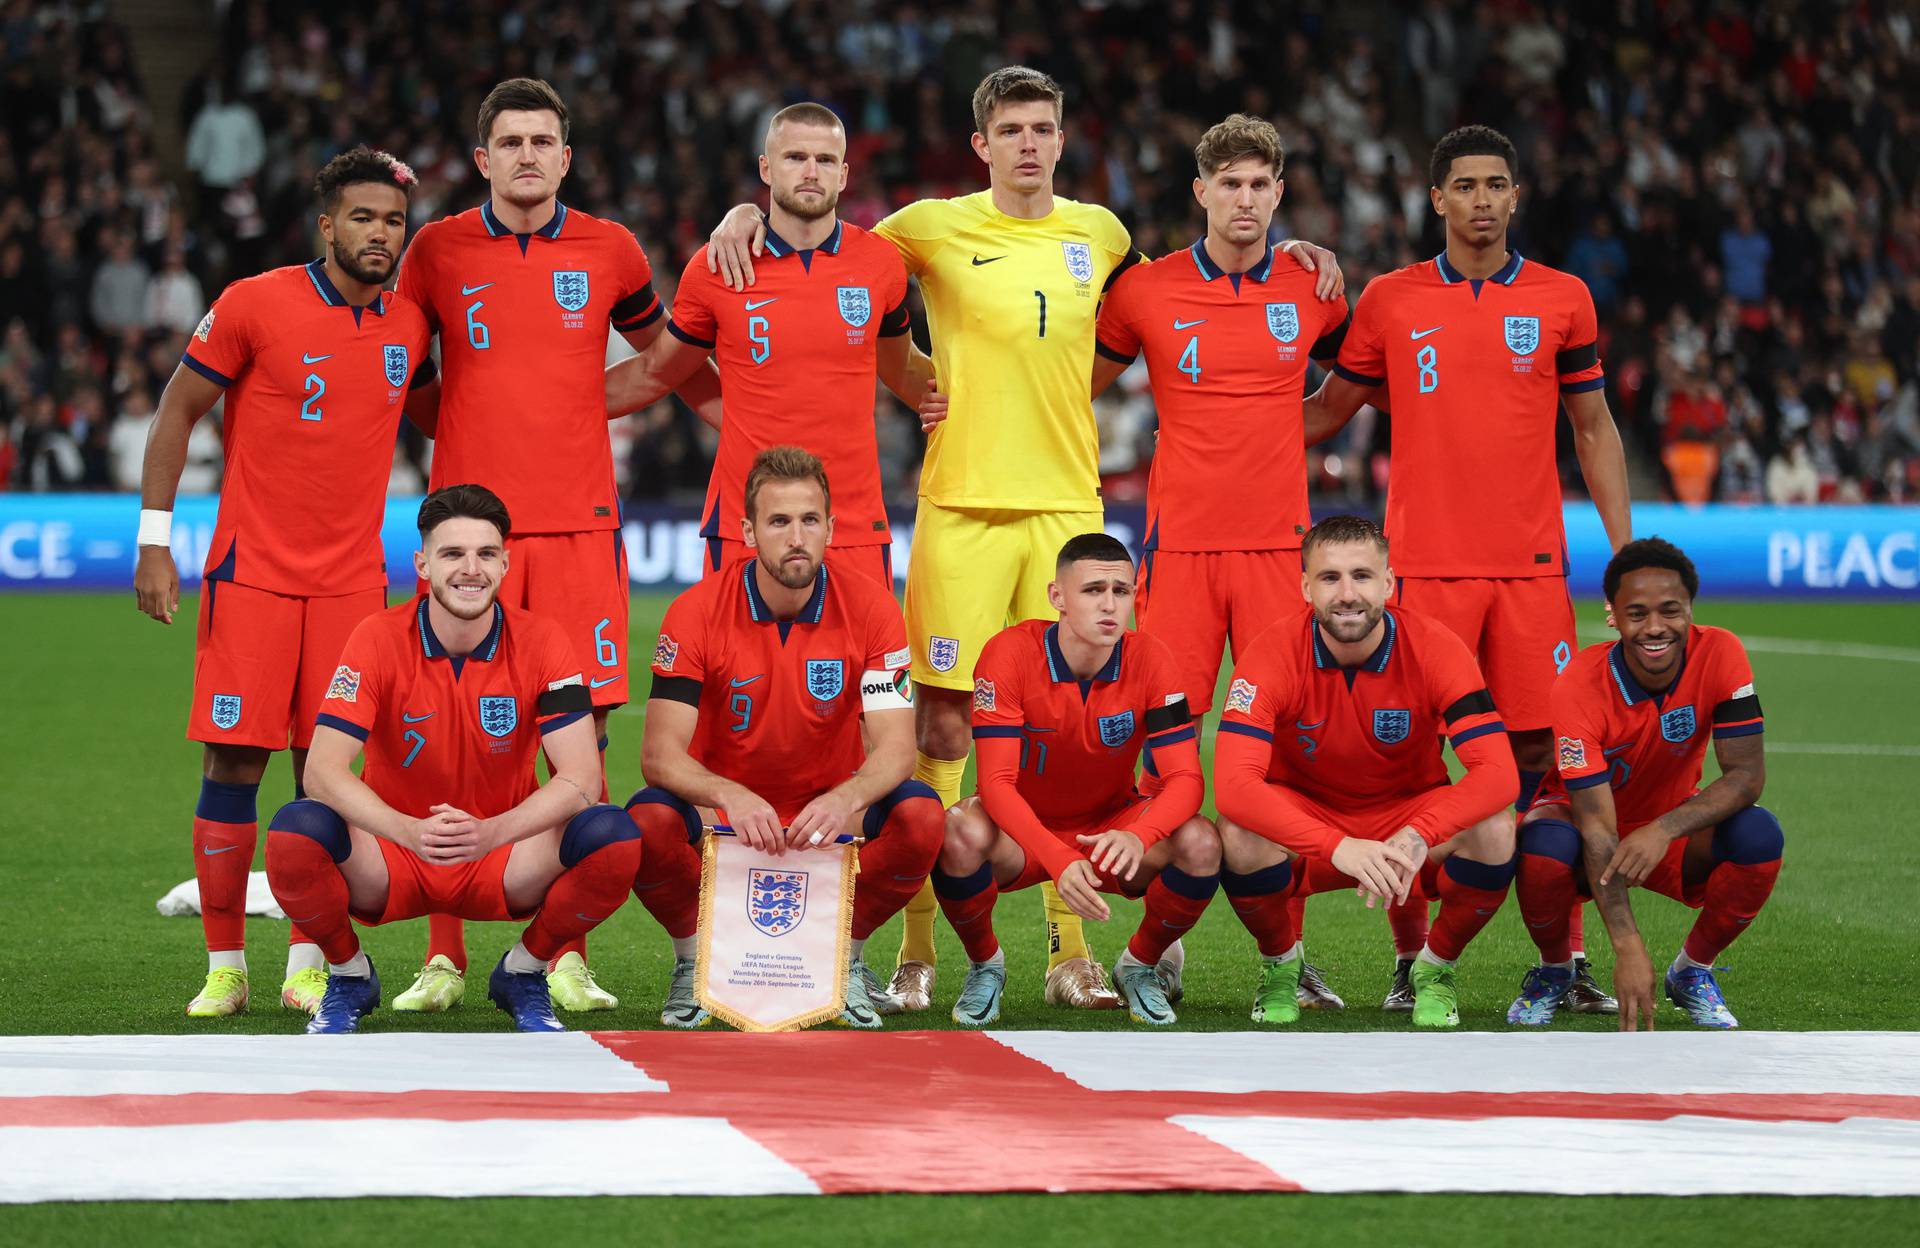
[1331,835,1416,907]
[1055,859,1112,922]
[1600,826,1668,887]
[1075,829,1144,883]
[416,804,489,863]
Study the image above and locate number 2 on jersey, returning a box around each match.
[300,372,325,422]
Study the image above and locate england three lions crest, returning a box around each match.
[1267,302,1300,343]
[1097,710,1135,747]
[1062,241,1093,283]
[836,286,871,328]
[805,659,844,702]
[478,695,518,739]
[1372,708,1412,744]
[1504,315,1540,356]
[552,270,590,312]
[210,694,242,730]
[927,636,960,673]
[1660,705,1697,743]
[747,868,808,937]
[382,344,409,388]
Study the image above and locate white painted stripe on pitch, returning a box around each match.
[1767,743,1920,757]
[1173,1114,1920,1197]
[0,1115,817,1203]
[0,1033,667,1098]
[1577,626,1920,664]
[991,1031,1920,1097]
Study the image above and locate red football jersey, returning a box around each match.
[182,259,432,596]
[648,561,911,822]
[671,220,909,549]
[1334,252,1606,577]
[1215,609,1516,854]
[314,596,592,819]
[971,620,1202,878]
[396,202,662,534]
[1536,626,1763,831]
[1096,242,1347,552]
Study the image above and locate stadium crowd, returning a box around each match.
[2,0,1916,505]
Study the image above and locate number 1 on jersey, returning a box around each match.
[1033,291,1047,339]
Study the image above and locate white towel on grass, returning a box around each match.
[156,872,285,919]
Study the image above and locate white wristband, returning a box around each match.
[137,509,173,547]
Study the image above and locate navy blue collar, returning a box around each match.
[416,595,503,662]
[1435,249,1524,286]
[1606,639,1686,707]
[304,258,386,315]
[481,199,568,240]
[1311,610,1397,673]
[743,559,828,625]
[1189,239,1275,283]
[762,216,843,259]
[1043,622,1124,684]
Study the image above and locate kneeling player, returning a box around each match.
[264,486,643,1034]
[1214,517,1519,1028]
[626,447,942,1029]
[932,534,1219,1027]
[1509,538,1780,1030]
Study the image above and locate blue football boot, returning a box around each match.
[306,958,381,1035]
[488,954,568,1033]
[1665,964,1739,1029]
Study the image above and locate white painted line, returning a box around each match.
[1767,743,1920,758]
[0,1033,668,1098]
[1578,626,1920,664]
[0,1115,819,1202]
[1174,1113,1920,1196]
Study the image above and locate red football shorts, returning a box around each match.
[357,839,527,925]
[1394,574,1574,732]
[1137,547,1307,713]
[703,536,894,590]
[1003,795,1157,893]
[190,580,385,750]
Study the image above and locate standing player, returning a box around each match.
[1305,125,1631,1013]
[604,102,940,585]
[396,78,718,1012]
[932,533,1221,1027]
[263,485,644,1034]
[709,67,1342,1012]
[1213,517,1520,1028]
[624,447,943,1028]
[1091,113,1348,1012]
[1509,539,1781,1030]
[133,148,431,1019]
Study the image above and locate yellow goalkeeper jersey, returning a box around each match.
[875,191,1134,512]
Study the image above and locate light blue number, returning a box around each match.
[593,617,617,668]
[1416,342,1438,393]
[729,692,753,733]
[1552,640,1572,673]
[465,300,491,350]
[1178,335,1201,384]
[748,315,771,364]
[402,729,426,768]
[1033,290,1047,338]
[300,373,325,422]
[1020,737,1049,775]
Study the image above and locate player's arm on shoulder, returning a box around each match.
[1306,285,1383,445]
[707,202,769,291]
[1277,237,1345,302]
[606,329,714,420]
[1091,267,1141,399]
[876,326,942,430]
[134,359,227,624]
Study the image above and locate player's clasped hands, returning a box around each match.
[1055,859,1112,923]
[133,546,181,624]
[413,803,495,864]
[1331,830,1424,908]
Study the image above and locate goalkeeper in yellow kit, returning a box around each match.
[709,66,1342,1011]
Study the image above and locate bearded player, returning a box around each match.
[1509,539,1781,1030]
[625,447,943,1028]
[134,147,432,1019]
[263,485,644,1034]
[1305,125,1631,1014]
[710,67,1343,1013]
[395,78,720,1012]
[1214,517,1519,1028]
[1092,112,1349,1012]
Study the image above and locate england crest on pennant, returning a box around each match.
[478,695,518,738]
[805,659,844,702]
[1373,708,1412,744]
[552,270,590,312]
[1661,705,1697,743]
[210,695,242,730]
[1504,315,1540,356]
[1062,241,1093,283]
[747,868,808,937]
[836,286,871,328]
[382,344,409,388]
[1098,710,1135,747]
[1266,302,1300,343]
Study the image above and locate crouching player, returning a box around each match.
[626,447,942,1029]
[1214,516,1518,1027]
[263,485,643,1034]
[932,534,1220,1027]
[1509,538,1780,1030]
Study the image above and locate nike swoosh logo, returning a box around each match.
[461,283,494,295]
[1295,719,1327,730]
[286,914,322,924]
[575,913,608,923]
[201,845,240,856]
[401,711,434,723]
[1410,327,1443,340]
[301,353,332,364]
[744,298,778,310]
[589,676,620,688]
[1173,319,1206,330]
[729,676,764,688]
[970,255,1006,266]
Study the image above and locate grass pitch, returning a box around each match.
[1,591,1915,1240]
